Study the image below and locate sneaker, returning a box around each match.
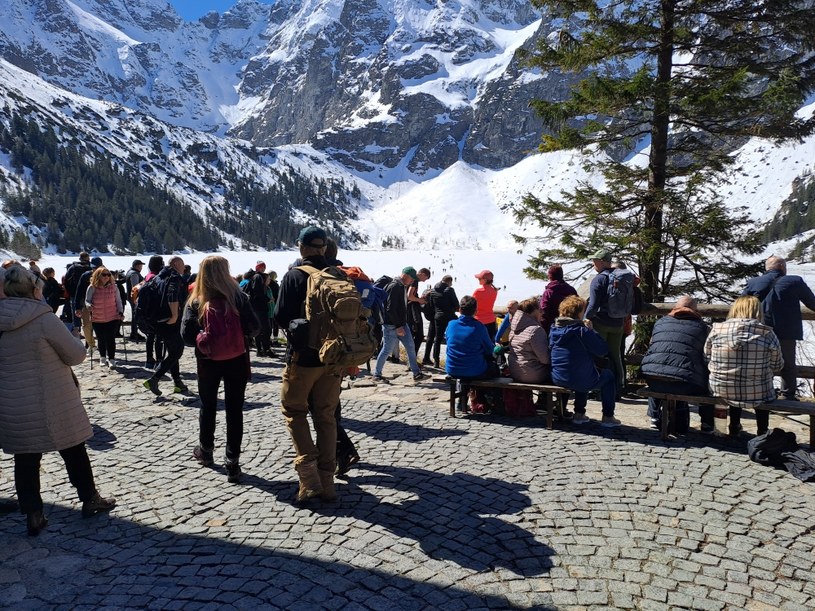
[433,361,440,369]
[173,382,189,394]
[86,346,94,358]
[601,416,622,428]
[225,460,242,483]
[336,453,360,477]
[143,377,161,396]
[421,358,433,366]
[81,492,116,518]
[700,423,715,434]
[413,372,430,382]
[650,418,661,430]
[107,359,116,370]
[372,375,389,383]
[193,445,214,466]
[572,413,590,425]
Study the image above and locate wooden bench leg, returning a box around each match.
[449,382,457,418]
[662,399,676,441]
[545,392,554,430]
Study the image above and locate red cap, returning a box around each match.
[474,269,493,281]
[255,261,266,272]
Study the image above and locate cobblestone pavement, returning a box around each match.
[2,343,815,610]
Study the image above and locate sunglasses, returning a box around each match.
[100,272,111,277]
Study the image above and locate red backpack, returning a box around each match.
[196,298,246,361]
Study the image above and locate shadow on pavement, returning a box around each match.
[342,417,468,443]
[0,505,532,609]
[87,424,117,451]
[304,464,555,577]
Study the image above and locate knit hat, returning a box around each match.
[298,226,327,247]
[402,266,418,281]
[255,260,266,272]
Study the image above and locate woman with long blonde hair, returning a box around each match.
[705,295,783,436]
[181,257,259,484]
[85,266,124,369]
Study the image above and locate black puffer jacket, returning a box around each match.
[641,307,709,389]
[429,281,458,321]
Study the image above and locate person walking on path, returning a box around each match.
[73,256,103,356]
[274,226,342,504]
[0,264,115,536]
[742,255,815,400]
[426,274,458,368]
[84,266,125,369]
[143,256,188,396]
[124,259,145,341]
[181,256,259,484]
[372,267,429,382]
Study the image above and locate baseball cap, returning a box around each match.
[474,269,494,281]
[297,226,327,247]
[132,259,144,267]
[90,257,103,268]
[402,266,418,281]
[590,248,612,262]
[255,261,267,272]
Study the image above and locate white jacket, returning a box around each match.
[0,297,91,454]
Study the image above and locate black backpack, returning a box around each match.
[373,275,393,290]
[135,276,170,334]
[63,262,87,298]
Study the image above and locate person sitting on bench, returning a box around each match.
[507,297,551,384]
[641,296,713,434]
[549,295,620,427]
[445,295,500,381]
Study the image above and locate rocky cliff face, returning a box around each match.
[0,0,562,174]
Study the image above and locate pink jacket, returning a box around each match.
[86,283,122,323]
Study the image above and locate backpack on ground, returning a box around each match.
[298,265,377,368]
[196,299,246,361]
[605,268,636,318]
[135,276,169,334]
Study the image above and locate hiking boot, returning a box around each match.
[601,416,622,428]
[413,372,430,382]
[700,423,715,435]
[82,492,116,518]
[225,459,242,484]
[433,361,440,369]
[26,510,48,536]
[572,413,590,425]
[421,358,433,366]
[173,382,189,394]
[319,470,337,502]
[294,461,323,504]
[193,445,214,467]
[143,377,161,396]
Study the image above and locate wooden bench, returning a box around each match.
[637,389,815,446]
[446,376,572,428]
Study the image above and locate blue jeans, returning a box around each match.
[375,324,420,376]
[573,368,616,417]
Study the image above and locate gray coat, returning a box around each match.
[0,298,90,454]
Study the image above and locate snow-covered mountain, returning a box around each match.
[0,0,814,254]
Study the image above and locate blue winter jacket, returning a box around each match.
[640,308,709,389]
[742,270,815,340]
[445,315,494,377]
[549,317,608,392]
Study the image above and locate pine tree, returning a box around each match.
[516,0,815,301]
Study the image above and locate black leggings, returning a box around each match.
[92,320,120,359]
[15,443,96,513]
[197,354,248,462]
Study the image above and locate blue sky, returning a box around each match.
[169,1,273,21]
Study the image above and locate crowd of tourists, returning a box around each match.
[1,231,814,534]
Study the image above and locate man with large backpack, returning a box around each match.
[73,256,103,355]
[142,256,188,396]
[585,248,633,395]
[275,226,376,505]
[63,252,91,338]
